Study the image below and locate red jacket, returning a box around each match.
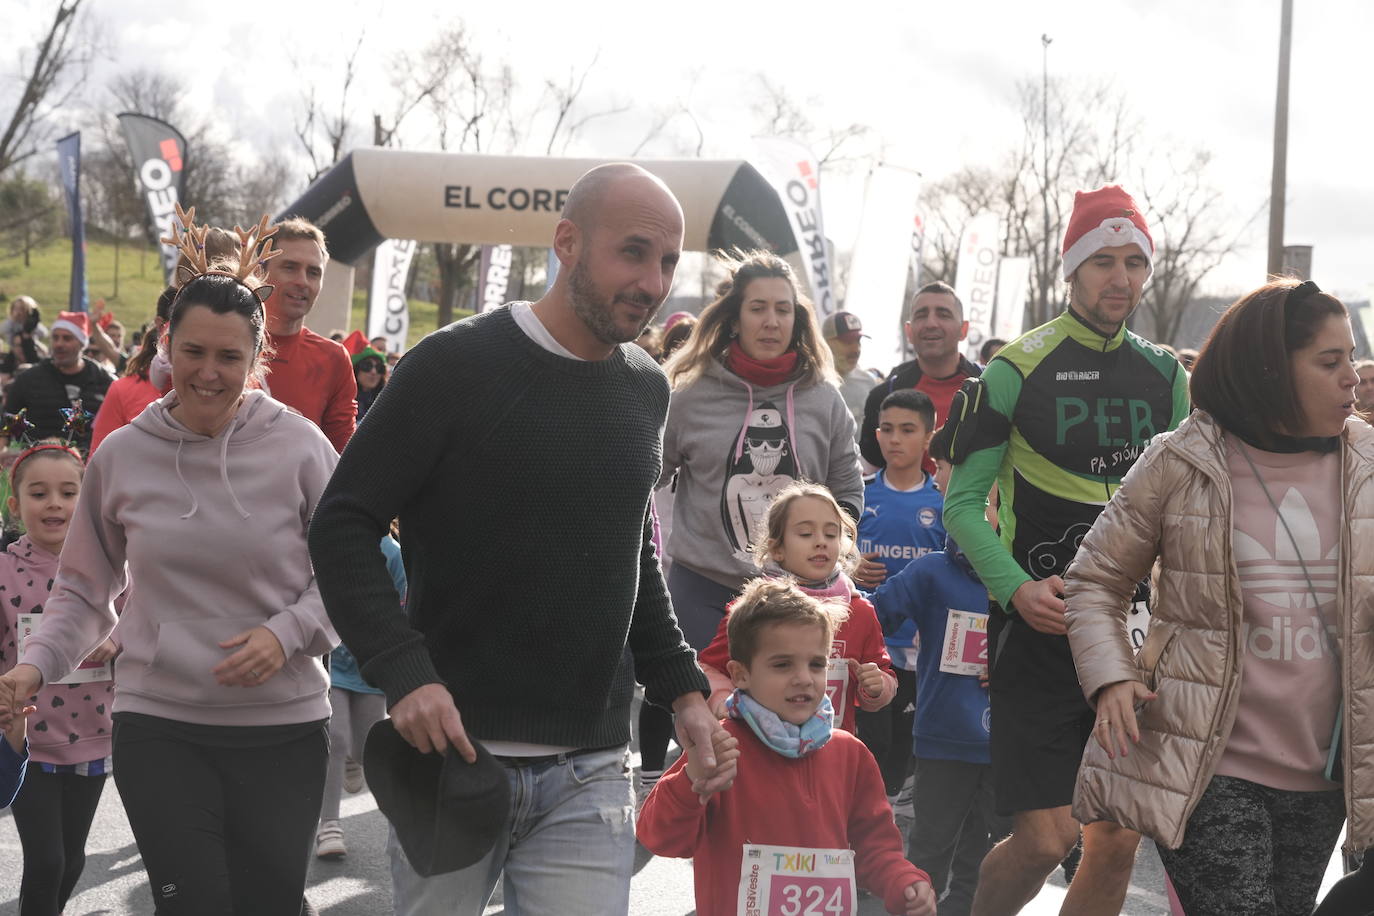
[264,328,357,452]
[697,591,896,734]
[637,720,929,915]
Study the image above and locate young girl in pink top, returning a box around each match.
[0,441,116,916]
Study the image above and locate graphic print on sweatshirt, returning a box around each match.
[1234,486,1338,661]
[721,402,799,561]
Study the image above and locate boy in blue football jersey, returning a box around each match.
[870,426,1010,916]
[853,389,946,807]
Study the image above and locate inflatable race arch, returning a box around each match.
[276,148,822,334]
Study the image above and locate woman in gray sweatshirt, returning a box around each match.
[635,251,863,798]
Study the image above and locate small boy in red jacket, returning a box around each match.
[637,577,936,916]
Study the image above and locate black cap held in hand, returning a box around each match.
[364,719,511,877]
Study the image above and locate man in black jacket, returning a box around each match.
[859,281,981,470]
[3,312,112,453]
[310,163,727,915]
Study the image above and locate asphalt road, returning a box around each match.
[0,722,1349,915]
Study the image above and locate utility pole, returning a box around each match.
[1268,0,1294,277]
[1040,34,1053,325]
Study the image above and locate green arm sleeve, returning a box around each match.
[942,358,1030,609]
[1169,362,1191,430]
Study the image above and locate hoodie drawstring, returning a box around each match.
[730,377,803,477]
[174,438,198,520]
[173,430,251,521]
[733,381,755,463]
[219,430,250,520]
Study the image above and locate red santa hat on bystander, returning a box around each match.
[1060,185,1154,281]
[51,311,91,347]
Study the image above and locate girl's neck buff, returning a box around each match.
[726,689,833,759]
[761,559,851,600]
[726,340,798,387]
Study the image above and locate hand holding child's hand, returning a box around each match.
[901,880,937,916]
[684,725,739,803]
[848,658,886,699]
[2,703,36,754]
[853,552,887,589]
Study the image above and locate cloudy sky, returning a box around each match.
[8,0,1371,300]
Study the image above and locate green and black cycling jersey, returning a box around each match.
[943,308,1190,609]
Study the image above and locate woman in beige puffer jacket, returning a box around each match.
[1063,279,1374,916]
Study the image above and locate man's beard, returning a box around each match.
[569,259,658,345]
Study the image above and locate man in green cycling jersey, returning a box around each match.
[943,185,1190,916]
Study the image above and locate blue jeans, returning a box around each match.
[389,745,636,915]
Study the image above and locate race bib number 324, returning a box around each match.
[738,844,856,915]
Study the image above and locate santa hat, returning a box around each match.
[341,329,370,356]
[1061,185,1154,281]
[51,311,90,347]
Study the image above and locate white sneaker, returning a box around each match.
[316,820,346,859]
[344,756,365,794]
[893,775,914,819]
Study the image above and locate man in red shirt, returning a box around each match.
[262,219,357,452]
[859,281,980,471]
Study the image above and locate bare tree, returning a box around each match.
[292,35,366,183]
[1133,149,1259,345]
[751,75,874,168]
[0,0,92,179]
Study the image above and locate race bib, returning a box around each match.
[825,657,849,715]
[938,609,989,676]
[17,613,112,685]
[738,844,857,915]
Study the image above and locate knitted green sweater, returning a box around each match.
[309,306,708,749]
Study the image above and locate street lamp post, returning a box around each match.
[1268,0,1294,277]
[1041,33,1052,325]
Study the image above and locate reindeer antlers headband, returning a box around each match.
[160,202,282,303]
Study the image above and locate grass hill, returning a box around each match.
[0,236,465,350]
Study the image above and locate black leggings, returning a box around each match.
[112,717,329,916]
[1313,852,1374,916]
[10,768,107,916]
[1155,774,1344,916]
[856,667,916,795]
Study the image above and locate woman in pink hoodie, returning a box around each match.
[0,256,339,914]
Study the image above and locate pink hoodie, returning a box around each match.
[0,536,113,766]
[20,389,339,727]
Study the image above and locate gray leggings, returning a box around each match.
[321,687,387,822]
[1156,774,1345,916]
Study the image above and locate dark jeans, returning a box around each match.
[113,717,329,915]
[907,756,1010,916]
[856,667,916,795]
[10,768,107,916]
[1156,774,1345,916]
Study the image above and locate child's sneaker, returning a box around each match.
[316,820,346,859]
[343,756,365,794]
[892,774,915,819]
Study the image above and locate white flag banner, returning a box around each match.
[994,256,1031,343]
[845,165,922,373]
[478,244,514,312]
[367,238,417,353]
[752,137,837,317]
[954,212,1001,358]
[909,212,926,289]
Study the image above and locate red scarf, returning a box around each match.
[726,340,798,387]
